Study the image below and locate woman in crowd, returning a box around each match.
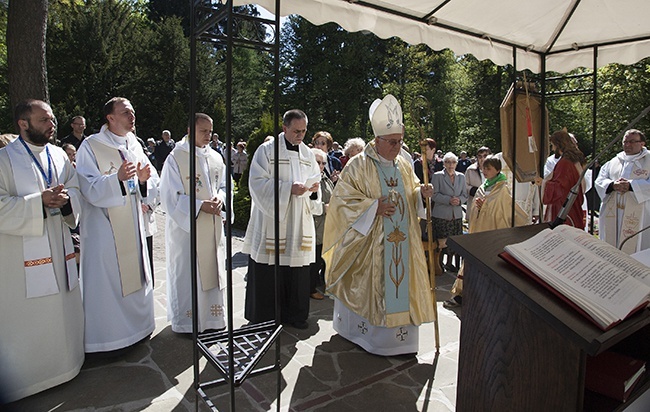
[340,137,365,168]
[535,129,586,229]
[431,152,468,272]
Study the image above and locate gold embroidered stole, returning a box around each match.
[174,150,221,291]
[87,140,143,296]
[6,141,78,298]
[603,157,650,253]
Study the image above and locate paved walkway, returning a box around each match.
[6,210,461,412]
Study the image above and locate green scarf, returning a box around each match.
[482,172,507,191]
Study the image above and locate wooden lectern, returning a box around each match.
[448,224,650,412]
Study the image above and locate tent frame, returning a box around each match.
[188,1,283,411]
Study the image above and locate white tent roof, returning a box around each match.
[241,0,650,73]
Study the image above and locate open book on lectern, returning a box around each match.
[499,225,650,330]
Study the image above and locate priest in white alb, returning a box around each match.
[322,94,436,356]
[161,113,228,333]
[0,100,84,402]
[596,129,650,253]
[76,97,156,352]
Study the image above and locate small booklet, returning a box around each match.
[500,225,650,330]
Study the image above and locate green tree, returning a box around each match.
[7,0,49,108]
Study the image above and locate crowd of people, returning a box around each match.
[2,95,649,403]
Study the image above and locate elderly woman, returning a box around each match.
[431,152,468,271]
[312,131,342,182]
[340,137,365,168]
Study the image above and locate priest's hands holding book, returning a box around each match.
[42,184,69,208]
[291,181,319,196]
[201,197,223,215]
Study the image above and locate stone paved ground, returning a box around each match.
[5,209,460,412]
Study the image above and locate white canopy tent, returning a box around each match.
[241,0,650,73]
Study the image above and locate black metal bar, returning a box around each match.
[189,0,200,397]
[545,34,650,56]
[274,1,283,411]
[544,0,582,54]
[590,46,599,234]
[541,57,547,225]
[422,0,452,21]
[510,47,517,227]
[225,1,236,410]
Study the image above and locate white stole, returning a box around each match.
[264,140,316,254]
[174,142,225,291]
[603,152,650,253]
[6,141,78,298]
[87,137,145,296]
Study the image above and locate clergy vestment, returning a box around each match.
[76,125,155,352]
[322,143,436,356]
[595,148,650,253]
[160,139,227,333]
[242,134,321,325]
[0,139,84,402]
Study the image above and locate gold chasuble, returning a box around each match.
[323,143,435,328]
[87,139,143,296]
[174,150,222,291]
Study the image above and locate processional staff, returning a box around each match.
[411,95,440,352]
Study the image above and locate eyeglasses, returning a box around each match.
[376,136,403,146]
[316,161,327,165]
[623,140,643,145]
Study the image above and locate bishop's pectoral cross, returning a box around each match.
[386,176,399,204]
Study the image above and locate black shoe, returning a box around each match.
[443,296,462,308]
[290,320,309,329]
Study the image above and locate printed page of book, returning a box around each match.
[504,226,650,326]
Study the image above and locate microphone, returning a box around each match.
[619,225,650,251]
[549,105,650,228]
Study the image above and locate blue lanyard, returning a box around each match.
[19,136,52,187]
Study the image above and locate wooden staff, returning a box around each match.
[412,95,440,351]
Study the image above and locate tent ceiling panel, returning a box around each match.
[240,0,650,73]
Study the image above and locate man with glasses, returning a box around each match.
[322,94,435,356]
[596,129,650,253]
[60,116,87,149]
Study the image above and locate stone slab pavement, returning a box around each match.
[5,210,461,412]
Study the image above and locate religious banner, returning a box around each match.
[500,81,549,182]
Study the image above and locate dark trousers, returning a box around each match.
[244,258,310,325]
[146,236,154,283]
[309,244,324,293]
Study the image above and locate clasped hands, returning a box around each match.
[42,184,69,209]
[613,178,632,193]
[118,159,150,183]
[201,197,223,215]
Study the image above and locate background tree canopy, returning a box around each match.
[1,1,649,166]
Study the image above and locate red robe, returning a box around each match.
[543,157,585,228]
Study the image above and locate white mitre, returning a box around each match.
[369,94,404,137]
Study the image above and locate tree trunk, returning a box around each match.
[7,0,49,109]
